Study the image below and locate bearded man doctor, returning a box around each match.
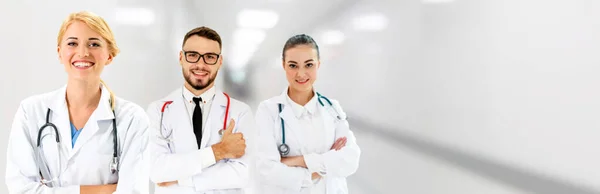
[146,26,255,194]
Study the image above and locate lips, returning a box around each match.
[296,79,309,84]
[192,70,209,77]
[72,61,95,69]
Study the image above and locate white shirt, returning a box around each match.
[182,85,216,132]
[286,93,327,194]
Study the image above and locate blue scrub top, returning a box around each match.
[70,123,83,148]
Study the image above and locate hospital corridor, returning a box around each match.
[1,0,599,193]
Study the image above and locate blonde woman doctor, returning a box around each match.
[5,11,149,194]
[255,34,361,194]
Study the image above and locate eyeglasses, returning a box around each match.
[183,50,220,65]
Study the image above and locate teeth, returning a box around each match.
[73,62,93,67]
[193,71,208,75]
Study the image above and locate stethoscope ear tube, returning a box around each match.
[37,109,60,147]
[111,114,118,174]
[278,103,289,157]
[36,142,57,187]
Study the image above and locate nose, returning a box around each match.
[297,67,308,77]
[77,45,89,57]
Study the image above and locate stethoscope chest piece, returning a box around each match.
[279,143,290,156]
[110,157,118,174]
[218,128,225,136]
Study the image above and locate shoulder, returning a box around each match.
[317,93,348,120]
[18,87,63,112]
[113,96,148,122]
[227,96,252,114]
[255,95,282,118]
[19,92,50,109]
[317,93,344,109]
[146,88,180,112]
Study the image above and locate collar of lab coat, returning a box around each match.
[181,85,216,106]
[271,87,319,145]
[284,89,319,118]
[163,86,225,107]
[47,83,115,120]
[46,83,115,159]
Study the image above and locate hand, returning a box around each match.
[157,181,178,187]
[212,119,246,161]
[80,184,117,194]
[281,156,306,168]
[330,137,347,151]
[311,172,322,180]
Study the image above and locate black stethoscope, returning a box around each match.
[36,96,119,186]
[278,92,341,157]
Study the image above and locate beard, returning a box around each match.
[183,68,218,91]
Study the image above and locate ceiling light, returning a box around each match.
[114,8,155,26]
[237,9,279,29]
[352,13,388,31]
[320,30,345,45]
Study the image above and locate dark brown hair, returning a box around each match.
[182,26,222,50]
[282,34,320,60]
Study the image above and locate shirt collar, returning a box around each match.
[285,90,318,118]
[182,85,216,105]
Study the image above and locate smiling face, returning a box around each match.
[282,44,320,93]
[180,36,222,91]
[57,21,112,81]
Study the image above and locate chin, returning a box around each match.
[291,85,312,92]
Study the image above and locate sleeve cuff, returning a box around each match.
[301,168,313,188]
[178,148,217,188]
[304,153,326,175]
[199,147,217,169]
[65,185,80,194]
[178,178,194,187]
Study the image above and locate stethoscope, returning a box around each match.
[159,92,231,153]
[278,92,344,157]
[36,96,119,187]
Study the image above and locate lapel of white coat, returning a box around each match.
[201,91,227,149]
[319,102,337,143]
[275,91,305,145]
[70,84,114,159]
[167,91,196,151]
[46,85,72,160]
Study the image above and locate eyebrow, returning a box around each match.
[65,37,102,41]
[183,50,220,55]
[288,59,314,64]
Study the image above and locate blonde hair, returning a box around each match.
[56,11,120,57]
[99,79,116,111]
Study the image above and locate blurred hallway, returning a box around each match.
[1,0,600,193]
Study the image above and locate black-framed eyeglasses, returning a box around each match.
[183,50,221,65]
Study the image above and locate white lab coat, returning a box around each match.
[147,87,255,194]
[5,84,150,194]
[255,89,361,194]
